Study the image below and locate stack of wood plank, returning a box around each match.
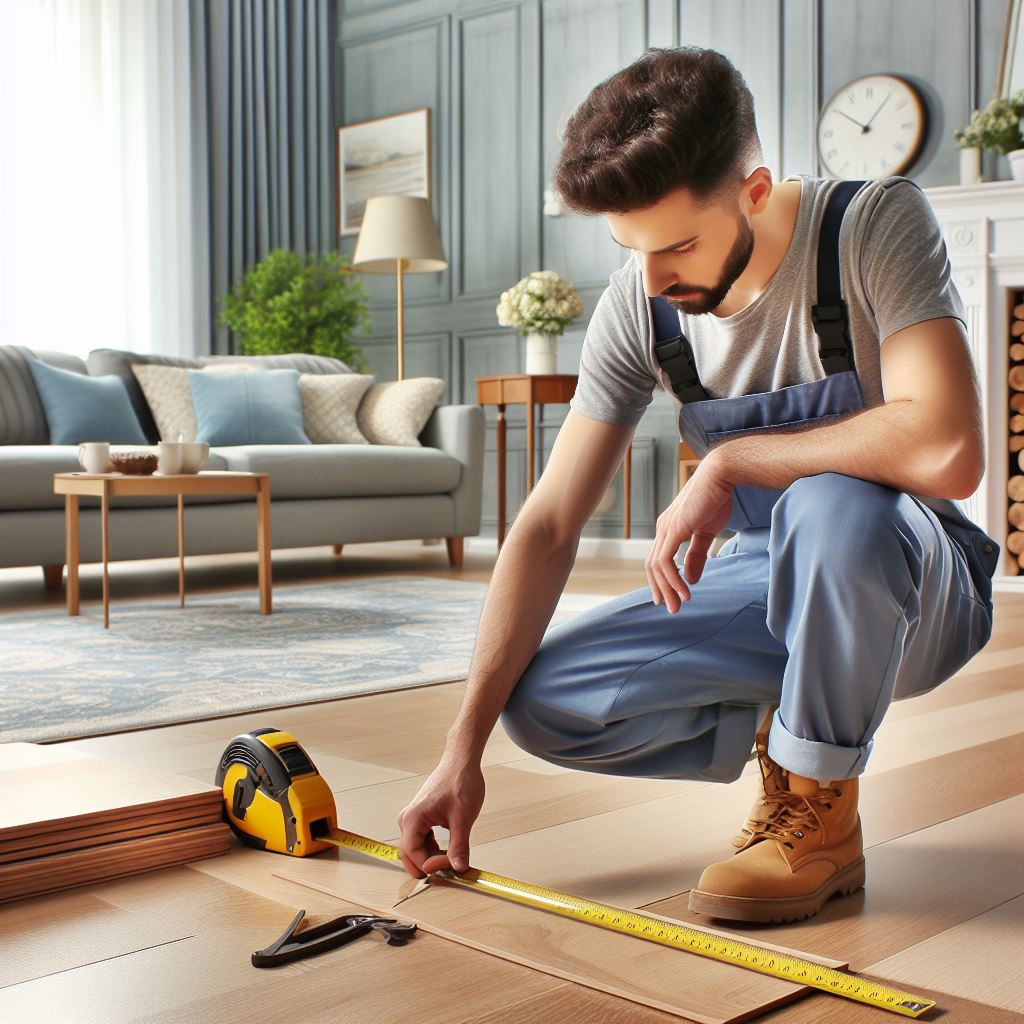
[1010,297,1024,574]
[0,741,230,903]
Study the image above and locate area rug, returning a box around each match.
[0,577,614,743]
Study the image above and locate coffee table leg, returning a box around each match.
[256,477,272,614]
[101,480,110,629]
[496,403,506,550]
[178,494,185,608]
[65,494,80,616]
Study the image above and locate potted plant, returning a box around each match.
[496,270,584,374]
[219,249,373,371]
[953,89,1024,183]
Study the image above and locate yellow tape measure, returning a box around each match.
[323,828,936,1019]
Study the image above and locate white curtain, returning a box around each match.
[0,0,198,361]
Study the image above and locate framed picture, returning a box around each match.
[336,108,431,237]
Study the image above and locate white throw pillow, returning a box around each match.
[356,377,445,447]
[132,361,374,444]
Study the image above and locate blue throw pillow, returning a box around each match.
[27,359,148,445]
[189,368,311,445]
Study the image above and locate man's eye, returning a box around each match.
[673,244,697,256]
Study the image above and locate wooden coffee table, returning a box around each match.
[53,471,272,629]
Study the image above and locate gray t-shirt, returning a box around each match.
[568,174,969,429]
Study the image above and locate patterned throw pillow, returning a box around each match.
[356,377,445,447]
[130,364,196,441]
[299,374,374,443]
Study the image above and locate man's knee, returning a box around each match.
[772,473,907,560]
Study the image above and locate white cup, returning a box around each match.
[157,441,184,475]
[78,441,111,474]
[179,441,210,474]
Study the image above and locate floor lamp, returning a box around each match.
[351,195,447,381]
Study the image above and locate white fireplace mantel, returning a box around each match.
[924,179,1024,591]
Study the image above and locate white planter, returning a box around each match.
[959,146,982,185]
[1008,148,1024,182]
[525,331,557,374]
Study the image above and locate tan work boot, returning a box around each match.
[689,771,865,923]
[730,704,785,851]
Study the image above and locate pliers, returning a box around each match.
[252,909,418,967]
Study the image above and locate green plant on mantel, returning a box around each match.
[219,249,373,372]
[953,90,1024,155]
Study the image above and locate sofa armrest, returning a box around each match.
[419,404,485,537]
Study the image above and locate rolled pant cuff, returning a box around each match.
[766,709,872,783]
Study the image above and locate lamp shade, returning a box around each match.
[351,195,447,274]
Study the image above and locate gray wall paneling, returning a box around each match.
[336,0,1007,540]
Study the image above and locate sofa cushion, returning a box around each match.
[88,349,353,443]
[27,360,148,445]
[357,378,446,446]
[212,444,462,498]
[0,346,89,445]
[0,446,232,511]
[189,369,311,446]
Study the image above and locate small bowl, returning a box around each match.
[109,450,159,475]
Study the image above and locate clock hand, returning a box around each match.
[862,91,893,132]
[835,109,867,130]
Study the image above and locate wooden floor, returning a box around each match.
[3,541,1023,1023]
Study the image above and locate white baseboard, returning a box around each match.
[465,535,651,560]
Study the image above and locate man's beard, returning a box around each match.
[660,214,755,316]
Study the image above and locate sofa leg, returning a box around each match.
[332,545,344,557]
[43,564,64,591]
[445,537,463,568]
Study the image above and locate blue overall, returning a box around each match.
[500,180,1000,785]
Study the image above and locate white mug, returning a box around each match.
[78,441,111,474]
[179,441,210,474]
[157,441,184,475]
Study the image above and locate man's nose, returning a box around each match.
[638,254,677,298]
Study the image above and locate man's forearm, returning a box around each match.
[706,398,983,501]
[444,518,577,765]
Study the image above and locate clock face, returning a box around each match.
[817,75,926,179]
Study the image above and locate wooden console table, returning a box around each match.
[53,471,272,629]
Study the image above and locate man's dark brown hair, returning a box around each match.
[552,46,763,216]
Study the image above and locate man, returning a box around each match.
[397,46,999,923]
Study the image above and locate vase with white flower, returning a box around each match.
[953,89,1024,183]
[496,270,584,375]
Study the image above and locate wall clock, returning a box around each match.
[817,74,927,179]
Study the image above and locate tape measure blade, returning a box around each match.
[317,829,935,1017]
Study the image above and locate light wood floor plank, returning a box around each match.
[865,894,1024,1011]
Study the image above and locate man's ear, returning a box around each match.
[743,166,773,215]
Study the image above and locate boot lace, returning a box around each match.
[749,785,843,848]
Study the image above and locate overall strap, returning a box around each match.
[812,178,867,375]
[649,295,711,404]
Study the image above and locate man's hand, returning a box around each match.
[397,756,485,877]
[646,453,735,613]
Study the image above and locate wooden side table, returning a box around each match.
[476,374,577,548]
[53,471,272,629]
[474,375,702,547]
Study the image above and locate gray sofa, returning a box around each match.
[0,345,484,585]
